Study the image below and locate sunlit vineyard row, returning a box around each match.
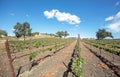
[8,38,75,53]
[82,39,120,56]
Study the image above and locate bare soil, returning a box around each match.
[81,42,120,77]
[18,41,76,77]
[1,40,120,77]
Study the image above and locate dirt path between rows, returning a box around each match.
[81,42,119,77]
[19,41,76,77]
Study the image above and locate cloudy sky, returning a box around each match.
[0,0,120,38]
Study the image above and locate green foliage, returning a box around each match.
[54,42,58,50]
[74,44,81,57]
[75,45,81,52]
[29,52,39,60]
[9,40,30,52]
[29,38,75,60]
[9,38,75,60]
[13,22,32,40]
[56,31,69,38]
[16,45,24,52]
[96,29,113,40]
[56,31,64,38]
[72,56,84,77]
[71,39,84,77]
[13,22,23,38]
[82,39,120,56]
[63,31,69,38]
[47,48,52,51]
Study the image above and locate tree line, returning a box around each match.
[0,22,114,40]
[0,22,69,40]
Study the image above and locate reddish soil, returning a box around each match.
[19,41,76,77]
[81,42,119,77]
[1,40,120,77]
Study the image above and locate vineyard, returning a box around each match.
[9,37,75,60]
[0,37,77,77]
[82,39,120,56]
[1,0,120,77]
[81,39,120,77]
[0,36,120,77]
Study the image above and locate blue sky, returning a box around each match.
[0,0,120,38]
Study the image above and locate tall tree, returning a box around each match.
[96,29,113,40]
[63,31,69,38]
[0,29,7,37]
[13,22,32,40]
[13,22,22,38]
[27,28,32,36]
[56,31,64,38]
[56,31,69,38]
[22,22,31,40]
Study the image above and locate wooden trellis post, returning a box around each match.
[78,34,80,46]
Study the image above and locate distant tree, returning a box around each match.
[27,28,32,36]
[13,22,22,38]
[96,29,113,40]
[22,22,31,40]
[63,31,69,38]
[56,31,64,38]
[56,31,69,38]
[0,29,7,37]
[13,22,32,40]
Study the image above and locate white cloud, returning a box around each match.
[105,12,120,21]
[105,16,114,21]
[116,1,120,6]
[115,12,120,19]
[108,20,120,32]
[43,10,58,19]
[43,9,81,25]
[106,11,120,32]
